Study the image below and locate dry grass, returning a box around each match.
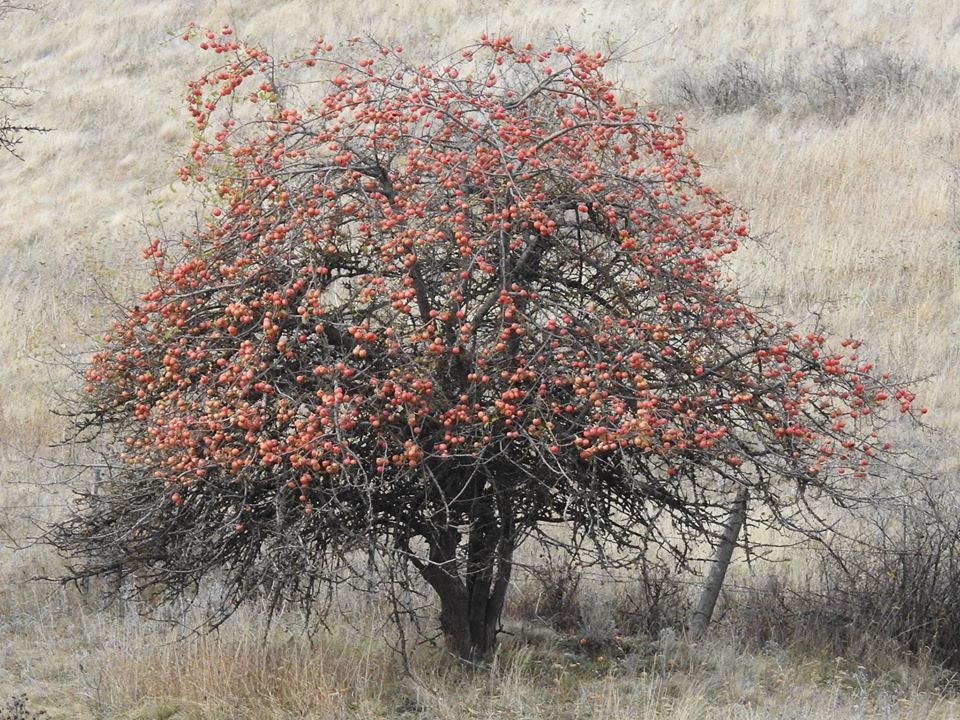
[3,0,960,716]
[3,581,960,719]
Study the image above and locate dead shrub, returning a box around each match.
[509,550,690,641]
[663,45,957,120]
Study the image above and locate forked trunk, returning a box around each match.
[434,580,503,662]
[418,521,514,663]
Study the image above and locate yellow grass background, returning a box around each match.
[2,1,960,717]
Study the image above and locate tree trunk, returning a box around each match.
[434,581,503,662]
[418,518,513,663]
[689,487,748,640]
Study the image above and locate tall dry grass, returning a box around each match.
[4,574,960,719]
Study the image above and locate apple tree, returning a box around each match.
[51,29,923,662]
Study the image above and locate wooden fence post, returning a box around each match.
[689,487,749,640]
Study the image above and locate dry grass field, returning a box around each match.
[3,1,960,717]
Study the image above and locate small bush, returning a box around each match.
[604,562,691,639]
[715,571,797,649]
[663,44,957,120]
[509,551,690,641]
[814,490,960,668]
[808,47,938,118]
[510,548,583,633]
[0,696,48,720]
[712,484,960,671]
[669,58,786,116]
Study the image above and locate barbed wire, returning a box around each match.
[0,504,68,510]
[0,501,952,556]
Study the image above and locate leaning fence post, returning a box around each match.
[689,487,749,640]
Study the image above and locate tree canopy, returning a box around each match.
[53,29,923,661]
